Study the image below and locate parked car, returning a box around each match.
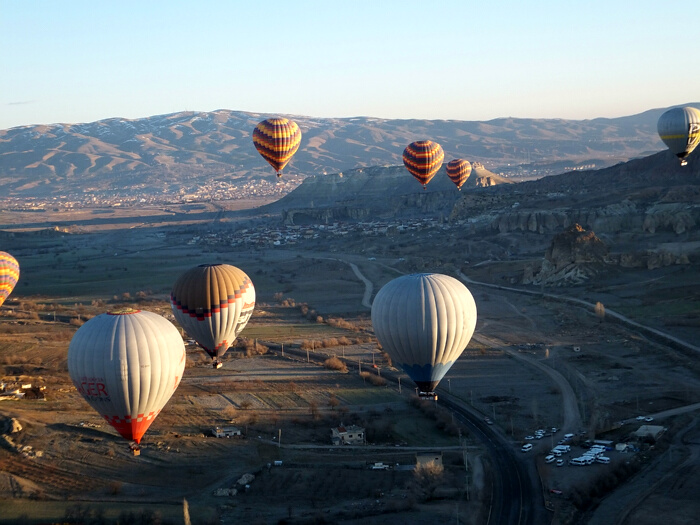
[644,416,654,422]
[521,444,533,452]
[556,459,565,467]
[545,455,556,463]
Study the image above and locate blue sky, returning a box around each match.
[2,0,698,129]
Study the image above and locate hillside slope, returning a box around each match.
[2,106,695,199]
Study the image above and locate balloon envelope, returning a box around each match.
[403,140,445,188]
[0,252,19,308]
[446,159,472,190]
[371,273,477,392]
[68,309,186,444]
[171,264,255,361]
[252,117,302,176]
[657,106,700,164]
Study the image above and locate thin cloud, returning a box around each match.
[7,101,34,106]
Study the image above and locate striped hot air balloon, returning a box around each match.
[446,159,472,190]
[403,140,445,189]
[252,117,302,177]
[0,251,19,309]
[68,309,186,449]
[170,264,255,368]
[371,273,477,396]
[657,106,700,166]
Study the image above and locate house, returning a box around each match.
[416,452,443,468]
[212,426,242,438]
[331,424,365,445]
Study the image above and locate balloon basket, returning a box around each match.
[130,443,141,456]
[213,361,223,369]
[418,391,438,401]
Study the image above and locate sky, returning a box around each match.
[2,0,699,130]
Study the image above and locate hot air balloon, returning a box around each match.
[171,264,255,368]
[446,159,472,190]
[371,273,477,398]
[252,117,302,177]
[403,140,445,189]
[68,309,186,453]
[657,106,700,166]
[0,252,19,309]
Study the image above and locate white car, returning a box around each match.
[545,455,556,463]
[556,459,565,467]
[521,444,533,452]
[644,416,654,422]
[525,435,535,441]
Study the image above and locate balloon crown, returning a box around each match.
[107,308,141,315]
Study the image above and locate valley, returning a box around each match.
[1,167,699,524]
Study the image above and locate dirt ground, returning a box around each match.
[0,205,699,524]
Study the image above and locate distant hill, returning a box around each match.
[0,105,697,199]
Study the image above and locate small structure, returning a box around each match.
[633,425,665,442]
[416,452,443,468]
[212,426,242,438]
[331,424,365,445]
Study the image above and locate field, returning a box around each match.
[1,204,700,524]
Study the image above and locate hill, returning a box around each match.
[1,105,696,200]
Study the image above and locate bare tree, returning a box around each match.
[595,301,605,322]
[411,461,445,500]
[328,394,340,411]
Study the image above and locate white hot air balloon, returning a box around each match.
[68,309,186,452]
[371,273,477,398]
[657,106,700,166]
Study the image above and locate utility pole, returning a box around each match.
[278,429,281,449]
[448,378,451,393]
[464,449,469,501]
[398,377,401,394]
[281,343,284,357]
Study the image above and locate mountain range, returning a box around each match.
[1,105,695,200]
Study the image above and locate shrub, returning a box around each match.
[323,357,348,373]
[368,375,386,387]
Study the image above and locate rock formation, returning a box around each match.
[524,224,608,286]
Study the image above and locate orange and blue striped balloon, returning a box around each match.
[252,118,302,177]
[403,140,444,189]
[446,158,472,190]
[0,251,19,308]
